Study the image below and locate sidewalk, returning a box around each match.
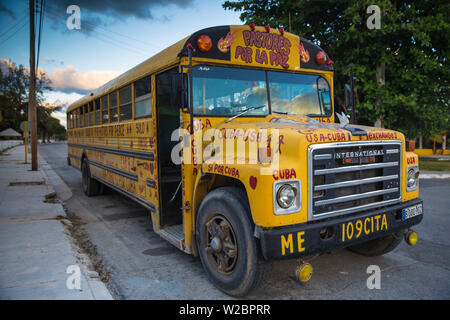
[420,171,450,179]
[0,145,113,299]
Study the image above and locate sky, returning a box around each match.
[0,0,243,127]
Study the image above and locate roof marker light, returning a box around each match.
[315,51,326,65]
[327,60,333,65]
[279,28,285,35]
[187,43,195,51]
[197,35,212,52]
[249,23,255,31]
[265,25,271,32]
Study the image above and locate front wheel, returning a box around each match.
[196,187,271,297]
[346,231,404,256]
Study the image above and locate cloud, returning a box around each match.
[48,65,121,94]
[0,58,15,74]
[43,57,65,66]
[1,58,120,95]
[44,0,194,34]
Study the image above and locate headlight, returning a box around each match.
[277,184,297,208]
[406,166,419,191]
[273,179,301,215]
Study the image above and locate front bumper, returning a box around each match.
[259,198,423,260]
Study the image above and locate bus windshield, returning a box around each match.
[192,65,332,117]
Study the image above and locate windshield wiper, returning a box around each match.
[224,105,266,123]
[272,110,288,115]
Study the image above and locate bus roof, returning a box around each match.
[67,25,332,113]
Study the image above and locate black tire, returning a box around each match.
[346,231,404,257]
[81,159,101,197]
[196,187,271,297]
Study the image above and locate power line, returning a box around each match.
[0,19,29,45]
[41,7,150,57]
[41,4,164,51]
[0,12,28,38]
[43,9,147,57]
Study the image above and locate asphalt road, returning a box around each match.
[39,142,450,300]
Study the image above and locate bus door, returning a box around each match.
[155,68,183,227]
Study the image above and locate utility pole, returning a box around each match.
[29,0,38,170]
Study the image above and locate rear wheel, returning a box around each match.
[346,231,404,256]
[196,187,271,297]
[81,159,101,197]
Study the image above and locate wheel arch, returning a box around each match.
[190,173,252,256]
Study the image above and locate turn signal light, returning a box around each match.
[197,35,212,52]
[296,262,313,283]
[315,51,326,65]
[405,230,418,246]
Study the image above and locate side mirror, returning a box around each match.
[170,73,186,110]
[344,84,353,112]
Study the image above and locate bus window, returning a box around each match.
[95,98,101,125]
[101,95,108,123]
[89,101,94,126]
[109,92,118,122]
[119,85,132,121]
[268,72,332,117]
[84,104,89,126]
[80,106,84,127]
[135,75,152,118]
[192,65,268,116]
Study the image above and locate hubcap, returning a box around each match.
[210,236,222,252]
[205,215,237,274]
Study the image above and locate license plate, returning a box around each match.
[340,213,388,243]
[402,204,423,220]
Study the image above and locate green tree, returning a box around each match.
[0,60,63,139]
[223,0,449,138]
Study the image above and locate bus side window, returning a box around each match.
[80,106,84,127]
[134,75,152,118]
[95,98,101,125]
[89,101,94,126]
[101,95,109,123]
[119,85,132,121]
[110,92,118,123]
[84,104,88,126]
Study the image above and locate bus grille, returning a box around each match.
[308,141,402,220]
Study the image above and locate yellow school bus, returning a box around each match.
[66,25,423,296]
